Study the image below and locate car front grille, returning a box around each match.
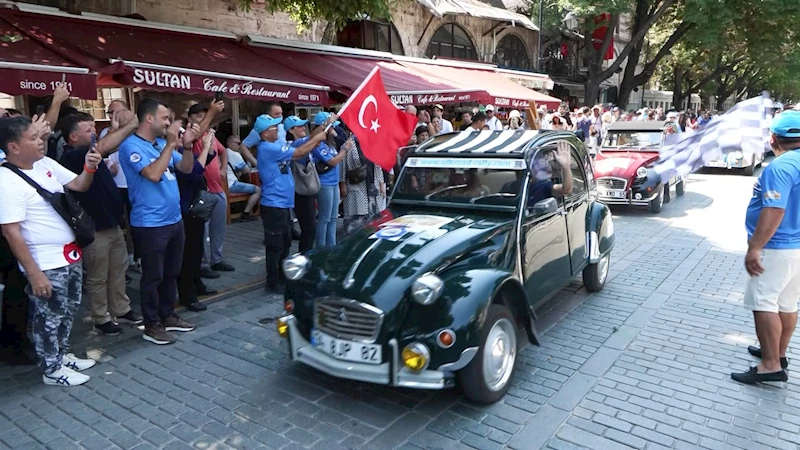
[597,177,626,190]
[314,297,383,343]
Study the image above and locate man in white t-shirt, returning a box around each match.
[225,135,261,220]
[0,115,102,386]
[485,105,503,131]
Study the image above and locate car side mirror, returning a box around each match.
[574,130,585,141]
[529,197,558,216]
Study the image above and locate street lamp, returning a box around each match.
[563,12,578,31]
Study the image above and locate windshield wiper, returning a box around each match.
[424,184,467,200]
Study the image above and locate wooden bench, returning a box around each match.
[224,172,260,224]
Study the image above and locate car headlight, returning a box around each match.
[282,254,310,281]
[731,151,743,159]
[636,167,648,179]
[411,273,444,305]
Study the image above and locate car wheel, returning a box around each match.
[583,253,610,292]
[460,305,517,404]
[744,159,756,176]
[663,183,671,204]
[649,187,664,213]
[676,179,685,196]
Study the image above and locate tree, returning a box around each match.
[238,0,394,31]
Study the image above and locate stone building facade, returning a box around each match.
[21,0,540,68]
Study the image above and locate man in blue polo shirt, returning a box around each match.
[255,113,329,291]
[119,98,221,345]
[239,101,285,165]
[733,110,800,384]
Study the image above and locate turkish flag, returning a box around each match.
[339,68,418,172]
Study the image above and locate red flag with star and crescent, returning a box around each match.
[338,67,417,171]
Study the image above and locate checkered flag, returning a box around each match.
[652,93,773,182]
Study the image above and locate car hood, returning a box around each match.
[304,210,514,312]
[594,151,659,179]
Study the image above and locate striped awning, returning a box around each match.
[418,130,540,154]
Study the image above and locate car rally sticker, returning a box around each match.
[369,215,454,241]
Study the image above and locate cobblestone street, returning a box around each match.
[3,165,800,450]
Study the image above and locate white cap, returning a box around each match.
[509,110,521,118]
[485,104,495,111]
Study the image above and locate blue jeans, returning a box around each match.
[316,184,340,248]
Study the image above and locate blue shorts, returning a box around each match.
[230,181,257,194]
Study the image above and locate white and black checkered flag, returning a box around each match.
[652,93,773,182]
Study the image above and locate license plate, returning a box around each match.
[311,329,382,365]
[706,161,727,168]
[599,189,625,199]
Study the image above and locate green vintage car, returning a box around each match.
[277,129,615,403]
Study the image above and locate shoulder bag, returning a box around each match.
[292,158,320,196]
[346,150,368,185]
[3,164,95,248]
[188,175,218,222]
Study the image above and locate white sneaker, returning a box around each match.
[63,353,96,371]
[43,367,90,386]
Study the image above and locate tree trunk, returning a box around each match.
[672,68,683,109]
[584,80,601,106]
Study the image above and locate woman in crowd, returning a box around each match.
[340,140,386,234]
[310,112,349,248]
[284,116,317,253]
[177,131,215,312]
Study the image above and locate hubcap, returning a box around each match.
[482,318,516,392]
[597,254,609,285]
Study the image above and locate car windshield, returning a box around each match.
[393,157,526,208]
[603,131,663,149]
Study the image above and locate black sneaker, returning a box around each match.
[200,267,221,279]
[93,321,122,336]
[211,262,235,272]
[116,310,143,325]
[747,345,789,369]
[731,366,788,384]
[186,301,207,312]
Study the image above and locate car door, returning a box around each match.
[522,144,573,307]
[562,141,590,274]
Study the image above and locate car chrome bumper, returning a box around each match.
[598,190,658,206]
[280,315,475,390]
[706,159,746,169]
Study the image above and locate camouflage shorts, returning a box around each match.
[26,262,82,375]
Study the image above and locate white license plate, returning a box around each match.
[311,329,382,365]
[599,189,626,199]
[706,161,727,168]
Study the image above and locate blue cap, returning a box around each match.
[283,115,308,130]
[313,111,340,127]
[254,115,283,134]
[771,110,800,138]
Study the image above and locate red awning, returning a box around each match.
[398,61,563,110]
[3,10,330,104]
[245,46,486,106]
[0,16,97,98]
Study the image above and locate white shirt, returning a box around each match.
[100,127,127,188]
[226,148,247,187]
[0,157,80,271]
[439,119,454,134]
[486,116,503,131]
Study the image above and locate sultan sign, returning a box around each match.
[122,66,327,105]
[390,92,476,106]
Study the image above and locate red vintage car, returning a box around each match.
[593,121,685,213]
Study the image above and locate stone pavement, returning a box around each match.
[3,167,800,450]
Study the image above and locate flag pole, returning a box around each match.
[325,66,381,132]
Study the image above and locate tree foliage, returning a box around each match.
[240,0,395,31]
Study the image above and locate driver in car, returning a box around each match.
[501,144,573,207]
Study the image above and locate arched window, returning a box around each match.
[337,19,404,55]
[495,34,530,70]
[426,23,478,61]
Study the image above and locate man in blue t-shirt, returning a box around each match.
[239,101,285,166]
[733,110,800,385]
[254,113,329,291]
[118,98,221,345]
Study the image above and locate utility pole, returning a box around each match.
[537,0,544,71]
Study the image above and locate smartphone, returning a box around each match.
[91,134,97,149]
[214,91,224,102]
[35,105,45,116]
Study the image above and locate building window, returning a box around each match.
[337,20,404,55]
[426,23,478,61]
[495,34,530,70]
